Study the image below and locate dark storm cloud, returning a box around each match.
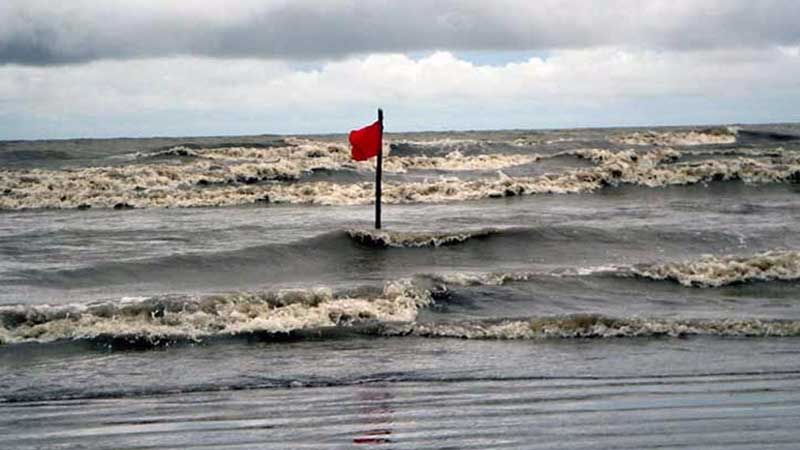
[2,0,800,65]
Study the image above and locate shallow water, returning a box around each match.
[2,337,799,449]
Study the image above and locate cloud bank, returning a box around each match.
[2,48,798,139]
[2,0,800,65]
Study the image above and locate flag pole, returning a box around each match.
[375,108,383,230]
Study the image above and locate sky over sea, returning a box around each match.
[1,0,799,139]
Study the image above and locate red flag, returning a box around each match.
[349,120,382,161]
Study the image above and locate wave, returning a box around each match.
[7,146,799,209]
[737,129,800,143]
[383,150,541,173]
[422,265,621,287]
[385,315,800,339]
[389,138,486,154]
[422,250,800,289]
[4,253,800,347]
[6,227,518,289]
[424,271,537,286]
[4,144,800,209]
[610,128,738,146]
[632,250,800,287]
[0,138,551,209]
[684,147,798,159]
[4,291,799,348]
[136,138,351,163]
[346,228,500,248]
[0,280,431,345]
[6,225,731,292]
[136,139,540,173]
[244,150,800,206]
[134,140,292,158]
[140,142,543,175]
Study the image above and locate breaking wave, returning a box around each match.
[610,128,738,146]
[424,271,538,286]
[382,150,541,173]
[346,228,500,248]
[239,150,800,207]
[3,146,800,209]
[389,138,486,153]
[137,139,540,173]
[5,292,799,347]
[0,139,547,209]
[4,251,800,347]
[632,250,800,287]
[385,315,800,339]
[422,265,621,287]
[423,250,800,289]
[2,148,798,209]
[0,281,431,345]
[0,141,800,209]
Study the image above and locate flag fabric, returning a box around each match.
[349,120,382,161]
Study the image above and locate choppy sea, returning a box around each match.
[2,124,800,449]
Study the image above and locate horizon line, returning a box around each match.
[2,120,797,143]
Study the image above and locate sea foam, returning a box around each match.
[632,250,800,287]
[346,228,499,248]
[387,315,800,339]
[610,128,738,146]
[2,145,800,209]
[0,281,431,345]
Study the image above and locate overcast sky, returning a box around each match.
[1,0,799,139]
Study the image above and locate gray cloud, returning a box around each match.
[2,0,800,65]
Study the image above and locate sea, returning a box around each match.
[2,123,800,449]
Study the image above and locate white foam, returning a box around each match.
[346,228,499,248]
[393,315,800,339]
[0,281,431,344]
[423,264,624,287]
[382,150,541,173]
[3,146,800,210]
[392,138,485,150]
[611,128,737,146]
[426,271,536,286]
[0,137,553,209]
[633,250,800,287]
[4,265,800,345]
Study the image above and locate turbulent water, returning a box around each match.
[2,124,800,449]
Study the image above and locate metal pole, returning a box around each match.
[375,108,383,230]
